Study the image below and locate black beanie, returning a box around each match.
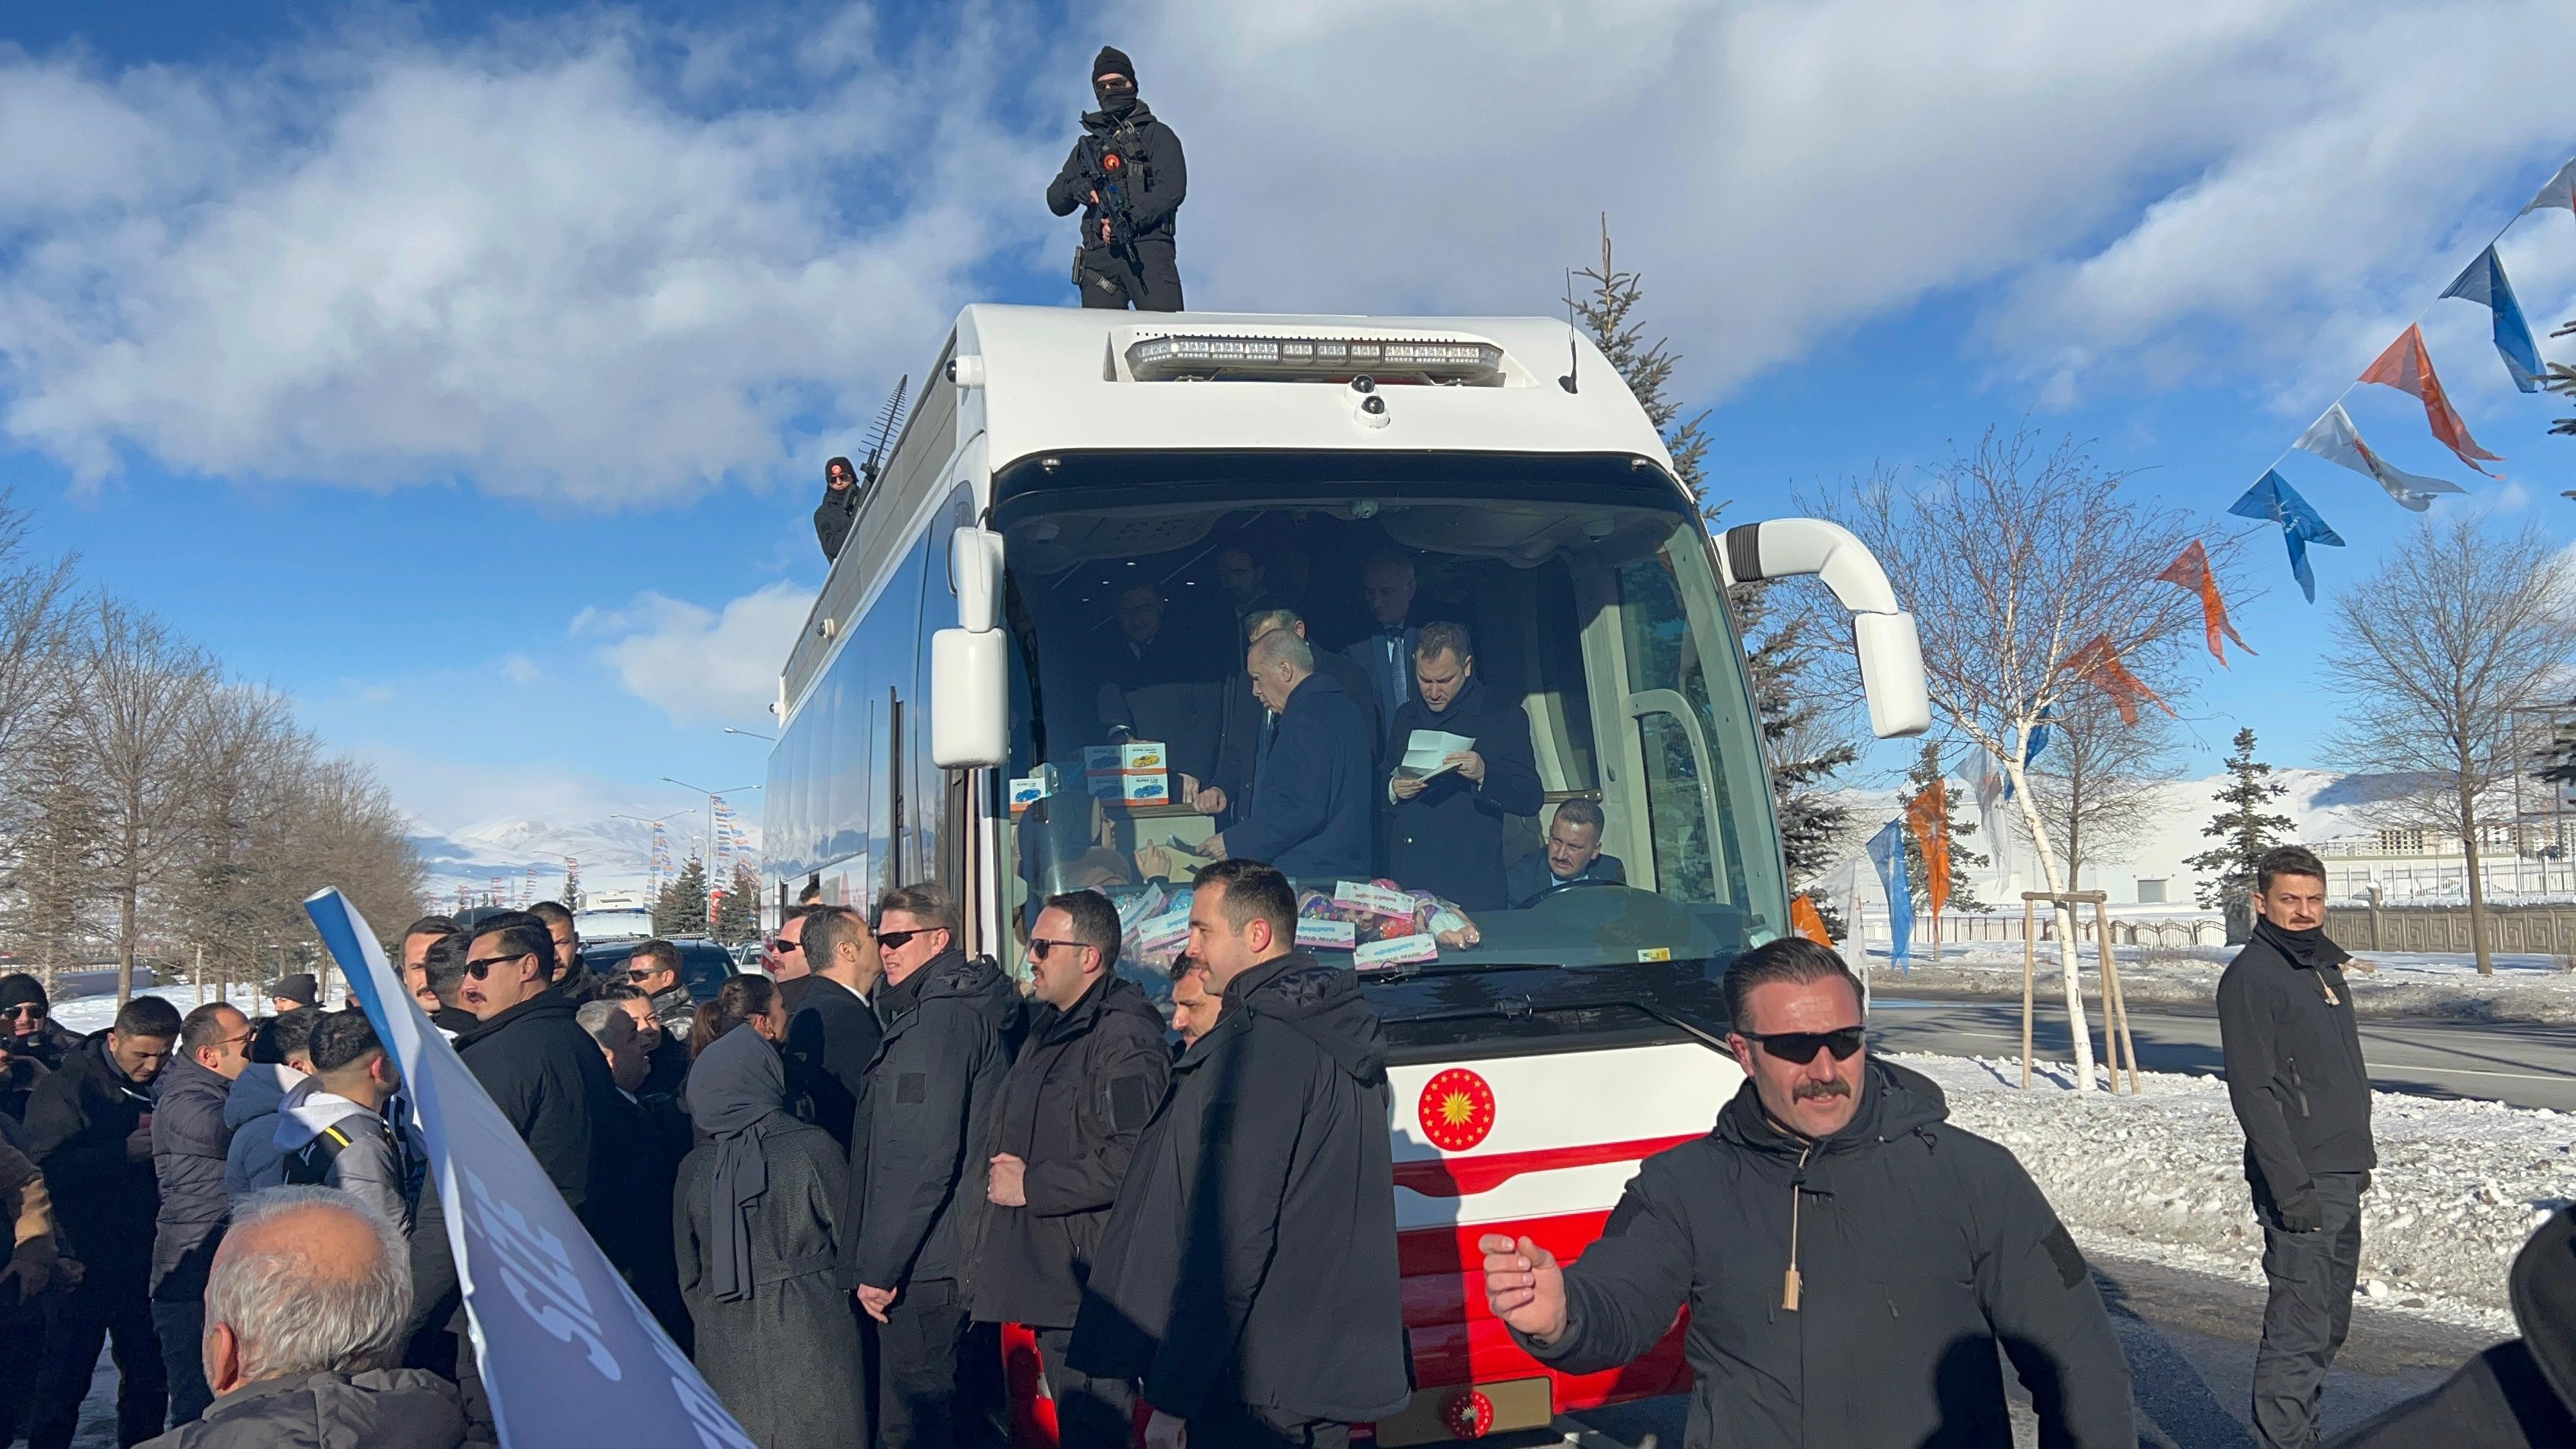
[1093,46,1135,87]
[0,974,46,1013]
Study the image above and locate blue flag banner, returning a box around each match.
[2441,246,2543,394]
[2228,470,2346,603]
[304,888,754,1449]
[1864,820,1913,974]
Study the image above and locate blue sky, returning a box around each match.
[5,0,2576,873]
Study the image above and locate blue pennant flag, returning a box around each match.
[2228,470,2345,603]
[2001,705,2051,801]
[1864,820,1913,974]
[304,888,757,1449]
[2441,246,2543,394]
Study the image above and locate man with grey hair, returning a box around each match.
[137,1186,481,1448]
[1196,624,1374,879]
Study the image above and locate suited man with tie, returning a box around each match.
[1344,552,1420,733]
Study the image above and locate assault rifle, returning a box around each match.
[1075,132,1143,254]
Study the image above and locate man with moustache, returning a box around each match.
[1481,938,2134,1448]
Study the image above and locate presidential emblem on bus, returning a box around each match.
[1418,1068,1496,1151]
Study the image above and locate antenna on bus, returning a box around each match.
[1559,269,1579,394]
[858,375,910,490]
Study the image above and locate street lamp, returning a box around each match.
[724,727,776,741]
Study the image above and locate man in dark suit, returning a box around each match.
[1507,799,1628,907]
[1387,622,1543,912]
[785,905,883,1154]
[1199,629,1375,880]
[1343,551,1420,733]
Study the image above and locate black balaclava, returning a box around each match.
[1093,45,1138,115]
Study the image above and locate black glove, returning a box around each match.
[2274,1191,2325,1233]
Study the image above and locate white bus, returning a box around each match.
[762,304,1927,1443]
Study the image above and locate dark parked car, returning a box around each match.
[578,938,741,1003]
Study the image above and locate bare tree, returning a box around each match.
[72,599,216,1006]
[176,683,302,988]
[2021,687,2185,896]
[7,714,108,990]
[1818,429,2225,1091]
[0,492,75,779]
[2322,515,2576,975]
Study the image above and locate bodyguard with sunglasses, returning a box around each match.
[1482,937,2134,1448]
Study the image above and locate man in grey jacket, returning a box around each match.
[136,1186,482,1449]
[269,1013,418,1235]
[151,1004,254,1426]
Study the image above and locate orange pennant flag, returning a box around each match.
[2154,541,2252,667]
[2067,636,2177,727]
[2359,324,2502,476]
[1905,780,1951,922]
[1790,894,1834,947]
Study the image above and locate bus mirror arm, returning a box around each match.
[931,526,1010,769]
[1721,519,1931,740]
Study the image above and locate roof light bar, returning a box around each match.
[1125,334,1505,385]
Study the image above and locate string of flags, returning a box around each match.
[2155,540,2250,665]
[2234,151,2576,600]
[1864,820,1912,973]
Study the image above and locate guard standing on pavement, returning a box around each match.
[1480,937,2134,1448]
[1046,47,1186,311]
[973,890,1169,1449]
[2219,845,2377,1448]
[1070,859,1410,1449]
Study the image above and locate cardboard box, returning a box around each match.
[1084,741,1167,775]
[1085,771,1169,805]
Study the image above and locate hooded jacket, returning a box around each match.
[1224,670,1377,881]
[1519,1059,2133,1448]
[1045,100,1186,245]
[972,971,1171,1329]
[2326,1205,2576,1445]
[132,1367,487,1449]
[1069,951,1409,1424]
[1386,672,1545,911]
[22,1034,160,1287]
[222,1064,309,1199]
[274,1090,417,1234]
[815,482,859,562]
[149,1053,237,1300]
[842,949,1011,1292]
[2217,918,2376,1213]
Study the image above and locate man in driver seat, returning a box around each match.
[1508,799,1625,909]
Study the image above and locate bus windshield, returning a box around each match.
[995,457,1786,984]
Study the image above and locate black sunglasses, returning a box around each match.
[766,938,801,955]
[1743,1027,1865,1065]
[464,951,536,981]
[1028,937,1093,959]
[876,929,928,951]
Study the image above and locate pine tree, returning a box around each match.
[713,864,760,943]
[561,858,582,913]
[654,855,708,938]
[1899,741,1988,917]
[2184,727,2294,921]
[1567,219,1860,924]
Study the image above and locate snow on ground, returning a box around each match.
[1897,1051,2574,1334]
[47,981,349,1037]
[1865,939,2576,1025]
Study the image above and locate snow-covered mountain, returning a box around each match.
[410,812,764,910]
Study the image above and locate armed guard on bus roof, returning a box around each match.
[1047,46,1186,312]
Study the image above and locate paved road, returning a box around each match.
[1863,990,2576,1111]
[1562,1250,2503,1448]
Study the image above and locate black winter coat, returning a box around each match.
[1225,671,1377,881]
[783,975,880,1153]
[2217,921,2376,1211]
[1387,674,1543,910]
[0,1055,50,1123]
[843,951,1010,1292]
[1521,1060,2133,1448]
[815,483,858,563]
[149,1055,235,1300]
[133,1368,485,1449]
[23,1035,159,1288]
[2326,1205,2576,1445]
[973,973,1171,1329]
[452,989,622,1216]
[1046,102,1187,243]
[1070,952,1409,1424]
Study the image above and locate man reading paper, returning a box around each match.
[1385,623,1540,910]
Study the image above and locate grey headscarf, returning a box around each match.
[685,1023,786,1303]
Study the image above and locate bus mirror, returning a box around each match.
[951,526,1005,633]
[1852,613,1932,739]
[929,627,1007,768]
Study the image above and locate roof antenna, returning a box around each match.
[1559,269,1579,394]
[858,374,910,492]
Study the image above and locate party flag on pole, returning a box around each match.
[2154,540,2252,665]
[2441,246,2543,393]
[2294,403,2465,512]
[2228,469,2345,602]
[1865,820,1912,973]
[2524,156,2576,215]
[1790,894,1834,947]
[2067,635,2176,727]
[2357,325,2502,475]
[1906,780,1952,923]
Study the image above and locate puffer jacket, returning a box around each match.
[149,1055,236,1300]
[222,1065,309,1199]
[843,950,1010,1293]
[274,1091,419,1235]
[22,1034,159,1288]
[133,1368,488,1449]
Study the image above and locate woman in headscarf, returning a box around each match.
[674,976,866,1447]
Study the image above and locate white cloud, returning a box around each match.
[582,580,815,724]
[0,10,1068,504]
[499,654,542,684]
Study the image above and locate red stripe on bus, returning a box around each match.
[1390,1131,1701,1198]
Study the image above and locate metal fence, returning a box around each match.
[1849,910,2228,948]
[2323,903,2576,956]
